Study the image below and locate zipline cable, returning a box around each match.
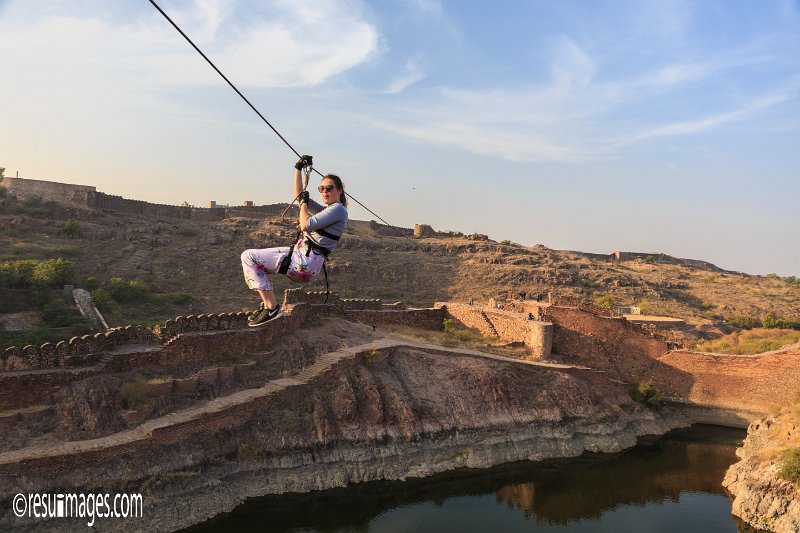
[147,0,413,242]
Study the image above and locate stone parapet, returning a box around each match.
[436,303,553,358]
[345,308,446,330]
[2,326,156,371]
[282,288,343,306]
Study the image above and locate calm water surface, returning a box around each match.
[187,425,764,533]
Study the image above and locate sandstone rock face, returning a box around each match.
[0,347,692,532]
[723,416,800,533]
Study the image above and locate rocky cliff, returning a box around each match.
[0,340,692,532]
[723,415,800,532]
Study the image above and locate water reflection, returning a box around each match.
[185,425,763,533]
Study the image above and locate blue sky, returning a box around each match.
[1,0,798,276]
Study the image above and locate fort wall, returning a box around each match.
[345,308,446,330]
[3,177,294,221]
[543,305,670,382]
[437,302,553,358]
[3,177,96,209]
[653,349,800,414]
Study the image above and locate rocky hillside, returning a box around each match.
[723,412,800,532]
[1,192,798,328]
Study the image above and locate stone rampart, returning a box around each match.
[2,326,157,372]
[0,367,102,409]
[283,288,344,306]
[436,303,552,358]
[543,305,667,369]
[540,305,696,398]
[225,204,295,219]
[3,177,295,221]
[369,220,414,238]
[4,177,95,209]
[345,308,446,330]
[92,192,195,219]
[341,299,383,311]
[654,348,800,414]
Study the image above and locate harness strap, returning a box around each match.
[322,261,329,303]
[278,232,332,302]
[313,228,341,241]
[303,233,333,257]
[278,230,301,274]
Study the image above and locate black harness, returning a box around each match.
[278,229,339,302]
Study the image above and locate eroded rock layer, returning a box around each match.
[0,346,690,532]
[723,415,800,533]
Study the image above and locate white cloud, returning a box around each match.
[550,37,596,87]
[610,84,800,146]
[0,0,380,90]
[369,63,800,164]
[384,58,424,94]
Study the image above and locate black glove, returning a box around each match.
[298,190,310,205]
[295,155,313,170]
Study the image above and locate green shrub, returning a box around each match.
[442,317,481,342]
[500,240,512,245]
[63,219,82,237]
[9,197,59,217]
[782,276,800,287]
[106,277,149,304]
[595,295,614,308]
[31,258,75,289]
[762,313,800,331]
[41,299,78,327]
[778,447,800,485]
[0,258,74,290]
[630,381,664,408]
[443,318,459,335]
[727,316,759,329]
[167,291,194,305]
[361,345,382,364]
[91,288,111,310]
[84,276,100,292]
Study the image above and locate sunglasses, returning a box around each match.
[318,185,338,193]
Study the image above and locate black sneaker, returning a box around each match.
[247,302,266,322]
[248,305,283,327]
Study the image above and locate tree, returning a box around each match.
[0,166,5,179]
[63,219,82,238]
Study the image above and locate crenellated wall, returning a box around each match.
[3,287,792,417]
[1,325,157,372]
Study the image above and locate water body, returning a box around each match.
[186,425,764,533]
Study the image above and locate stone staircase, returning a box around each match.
[479,311,499,337]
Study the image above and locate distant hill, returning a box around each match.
[1,178,798,330]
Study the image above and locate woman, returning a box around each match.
[241,155,348,326]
